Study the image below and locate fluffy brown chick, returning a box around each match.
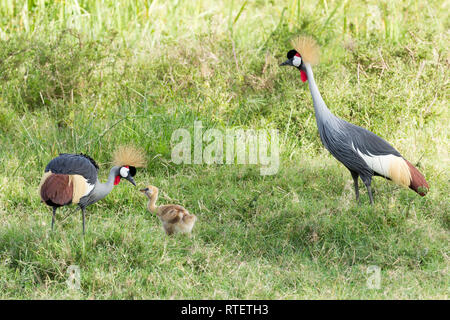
[140,185,197,235]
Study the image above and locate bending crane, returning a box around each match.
[39,146,145,233]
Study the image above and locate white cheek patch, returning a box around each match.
[292,55,302,67]
[120,167,129,178]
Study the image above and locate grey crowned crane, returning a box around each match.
[39,146,146,234]
[280,36,429,204]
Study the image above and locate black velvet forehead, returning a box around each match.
[129,166,137,177]
[287,49,298,59]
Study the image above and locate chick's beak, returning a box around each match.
[140,187,149,192]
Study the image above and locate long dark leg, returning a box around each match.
[362,176,374,205]
[350,171,360,204]
[81,207,86,235]
[51,207,57,231]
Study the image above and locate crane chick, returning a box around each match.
[140,186,196,235]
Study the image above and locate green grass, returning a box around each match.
[0,0,448,299]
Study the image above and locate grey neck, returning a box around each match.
[305,63,336,125]
[90,166,120,204]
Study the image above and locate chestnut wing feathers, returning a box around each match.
[45,153,98,184]
[40,174,73,206]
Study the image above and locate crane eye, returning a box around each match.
[292,55,302,67]
[120,167,129,177]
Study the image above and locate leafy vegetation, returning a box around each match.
[0,0,448,299]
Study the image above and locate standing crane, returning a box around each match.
[39,146,146,233]
[280,36,429,204]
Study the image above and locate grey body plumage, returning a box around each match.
[78,166,121,207]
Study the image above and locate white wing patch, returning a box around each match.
[352,143,397,178]
[84,182,95,196]
[353,143,411,187]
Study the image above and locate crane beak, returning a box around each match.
[280,59,292,67]
[125,175,136,186]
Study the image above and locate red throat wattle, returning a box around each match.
[300,70,308,82]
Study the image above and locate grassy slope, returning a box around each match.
[0,0,448,299]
